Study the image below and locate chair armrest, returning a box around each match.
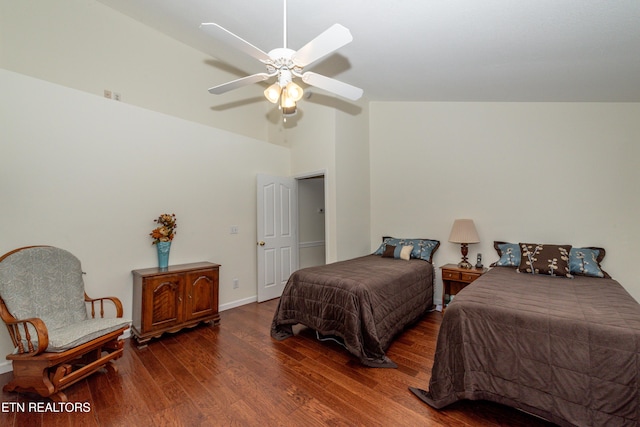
[84,293,124,318]
[2,316,49,356]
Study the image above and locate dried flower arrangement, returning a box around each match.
[150,213,177,244]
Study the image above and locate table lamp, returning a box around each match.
[448,219,480,269]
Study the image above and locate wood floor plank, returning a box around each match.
[149,400,208,427]
[133,341,175,386]
[119,375,169,417]
[0,299,557,426]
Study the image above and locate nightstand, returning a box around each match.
[440,263,487,308]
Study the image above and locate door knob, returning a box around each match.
[258,241,265,246]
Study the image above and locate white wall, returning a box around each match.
[277,98,371,264]
[0,0,271,142]
[335,103,371,260]
[0,69,290,371]
[370,102,640,303]
[2,0,373,268]
[276,102,341,262]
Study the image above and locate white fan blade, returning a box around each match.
[208,73,271,94]
[200,23,271,63]
[301,72,363,101]
[292,24,353,67]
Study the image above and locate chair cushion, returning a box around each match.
[14,317,130,353]
[47,317,130,352]
[0,247,88,331]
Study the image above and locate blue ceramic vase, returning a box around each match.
[156,241,171,268]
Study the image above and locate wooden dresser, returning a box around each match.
[131,262,220,347]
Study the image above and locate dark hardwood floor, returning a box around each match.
[0,299,556,426]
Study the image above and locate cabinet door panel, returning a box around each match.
[185,269,218,321]
[143,274,184,331]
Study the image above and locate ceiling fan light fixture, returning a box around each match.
[201,0,363,112]
[282,103,297,122]
[282,105,297,116]
[280,89,296,109]
[264,83,282,103]
[285,81,304,101]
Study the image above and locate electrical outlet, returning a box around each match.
[230,226,239,234]
[104,89,112,99]
[233,278,239,289]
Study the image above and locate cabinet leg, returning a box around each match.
[203,318,221,327]
[134,336,151,349]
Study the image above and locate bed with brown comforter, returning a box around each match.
[411,266,640,426]
[271,254,435,368]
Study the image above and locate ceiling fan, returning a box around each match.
[200,0,363,118]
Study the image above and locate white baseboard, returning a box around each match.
[299,240,325,248]
[0,299,256,375]
[220,295,257,311]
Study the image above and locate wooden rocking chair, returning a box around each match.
[0,246,131,401]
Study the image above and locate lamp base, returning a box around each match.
[457,243,473,269]
[457,260,473,269]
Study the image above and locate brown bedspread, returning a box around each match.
[271,255,434,368]
[411,267,640,426]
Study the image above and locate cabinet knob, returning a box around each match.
[258,241,266,246]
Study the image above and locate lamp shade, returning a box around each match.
[448,219,480,244]
[264,83,282,104]
[285,82,304,101]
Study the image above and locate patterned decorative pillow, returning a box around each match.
[518,243,573,278]
[569,247,607,278]
[381,244,413,260]
[491,241,521,267]
[374,238,439,262]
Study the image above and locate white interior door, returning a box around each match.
[257,174,298,302]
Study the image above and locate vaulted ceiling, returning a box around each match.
[98,0,640,102]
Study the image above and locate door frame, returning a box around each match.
[294,169,328,267]
[255,170,328,302]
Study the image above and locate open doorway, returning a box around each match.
[297,174,326,268]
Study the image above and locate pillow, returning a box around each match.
[518,243,573,278]
[381,244,414,261]
[399,245,413,260]
[382,245,396,258]
[382,245,413,261]
[374,238,440,262]
[569,247,608,278]
[491,241,521,267]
